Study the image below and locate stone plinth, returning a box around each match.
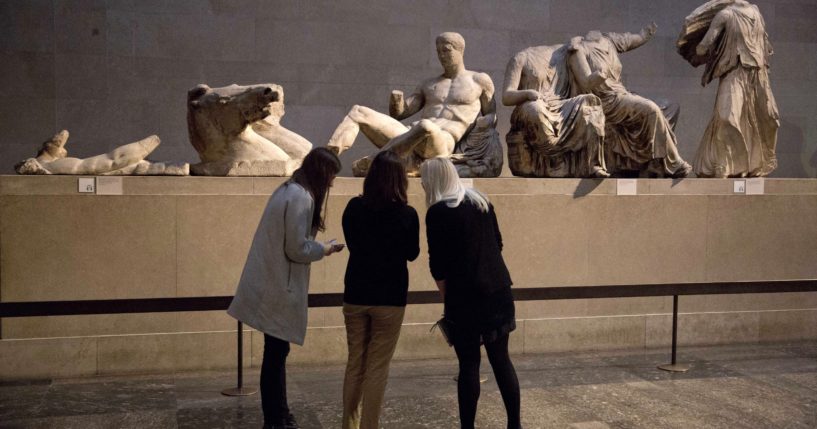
[1,176,816,379]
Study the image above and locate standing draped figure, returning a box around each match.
[568,26,692,177]
[678,0,779,178]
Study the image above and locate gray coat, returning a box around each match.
[227,182,325,345]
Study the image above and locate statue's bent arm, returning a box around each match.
[390,85,425,120]
[476,73,497,128]
[609,23,657,53]
[568,49,599,92]
[697,12,727,56]
[501,55,538,106]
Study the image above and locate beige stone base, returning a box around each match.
[1,309,815,380]
[2,176,816,379]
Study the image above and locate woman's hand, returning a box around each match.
[323,239,346,256]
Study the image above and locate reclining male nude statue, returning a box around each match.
[327,32,502,177]
[14,130,188,175]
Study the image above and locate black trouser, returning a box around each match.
[453,332,521,429]
[261,334,291,425]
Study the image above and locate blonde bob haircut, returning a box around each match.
[420,157,489,212]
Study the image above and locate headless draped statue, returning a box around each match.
[568,24,692,178]
[678,0,779,178]
[15,130,188,175]
[502,43,609,178]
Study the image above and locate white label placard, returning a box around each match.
[746,178,765,195]
[96,176,123,195]
[78,177,96,193]
[733,180,746,194]
[460,178,474,189]
[617,179,637,196]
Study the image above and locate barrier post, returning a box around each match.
[222,321,258,396]
[658,295,690,372]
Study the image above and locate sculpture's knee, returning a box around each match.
[585,94,602,106]
[348,104,368,120]
[417,119,436,135]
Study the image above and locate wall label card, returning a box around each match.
[96,177,123,195]
[746,178,765,195]
[733,180,746,193]
[617,179,637,196]
[78,177,96,193]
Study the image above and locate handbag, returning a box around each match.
[430,314,455,347]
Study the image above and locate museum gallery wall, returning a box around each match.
[2,0,816,178]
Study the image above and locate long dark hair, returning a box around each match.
[290,147,342,232]
[362,150,408,209]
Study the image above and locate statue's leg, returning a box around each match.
[45,130,70,157]
[382,119,455,159]
[621,94,690,177]
[327,105,408,155]
[75,135,160,174]
[753,68,780,176]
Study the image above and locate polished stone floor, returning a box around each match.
[1,341,815,428]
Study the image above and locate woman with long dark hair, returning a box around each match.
[340,150,420,429]
[228,147,343,429]
[420,157,522,429]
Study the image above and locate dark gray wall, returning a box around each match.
[2,0,816,177]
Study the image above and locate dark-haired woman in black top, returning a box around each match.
[341,150,420,429]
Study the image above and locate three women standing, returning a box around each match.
[229,148,520,428]
[228,147,343,429]
[340,151,420,429]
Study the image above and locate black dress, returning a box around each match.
[426,199,515,343]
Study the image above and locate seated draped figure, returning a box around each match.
[502,43,609,178]
[568,24,692,178]
[187,83,312,176]
[326,32,503,178]
[14,130,188,175]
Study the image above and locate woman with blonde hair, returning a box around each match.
[420,157,522,429]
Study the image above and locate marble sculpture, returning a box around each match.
[187,83,311,176]
[14,130,188,175]
[678,0,779,178]
[502,43,609,178]
[327,32,502,177]
[568,24,692,178]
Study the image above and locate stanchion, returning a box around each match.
[222,321,258,396]
[658,295,690,372]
